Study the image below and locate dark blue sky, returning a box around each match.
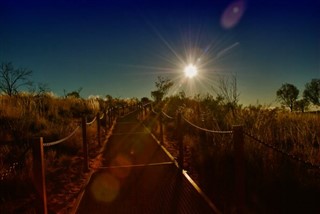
[1,0,319,105]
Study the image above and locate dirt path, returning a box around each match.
[74,111,219,214]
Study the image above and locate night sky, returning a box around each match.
[1,0,319,105]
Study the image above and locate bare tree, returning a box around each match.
[213,74,240,108]
[0,62,33,96]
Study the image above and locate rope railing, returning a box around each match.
[43,126,81,147]
[0,107,118,213]
[151,107,158,115]
[146,106,319,213]
[99,112,105,120]
[244,131,320,169]
[162,111,174,120]
[182,115,233,134]
[86,116,97,125]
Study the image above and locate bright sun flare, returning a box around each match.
[184,64,198,78]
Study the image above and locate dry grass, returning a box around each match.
[0,94,104,213]
[0,93,136,213]
[147,96,320,213]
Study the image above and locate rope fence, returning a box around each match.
[86,116,97,126]
[244,131,320,169]
[145,106,319,213]
[182,115,233,134]
[147,107,319,171]
[161,111,174,120]
[0,104,123,214]
[38,107,120,213]
[43,126,81,147]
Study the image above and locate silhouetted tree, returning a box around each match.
[303,79,320,106]
[294,99,309,112]
[66,87,83,98]
[105,94,113,107]
[151,76,173,103]
[276,83,299,111]
[0,62,32,96]
[141,97,150,104]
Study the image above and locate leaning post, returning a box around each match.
[82,116,89,172]
[104,110,107,130]
[232,125,246,214]
[159,112,164,145]
[97,112,101,146]
[33,137,48,214]
[108,108,112,128]
[177,111,184,169]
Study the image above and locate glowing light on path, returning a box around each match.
[184,64,198,78]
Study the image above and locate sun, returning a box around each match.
[184,64,198,78]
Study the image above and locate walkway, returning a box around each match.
[75,111,219,214]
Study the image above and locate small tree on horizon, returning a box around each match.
[303,78,320,106]
[151,76,174,104]
[276,83,299,112]
[294,98,309,112]
[65,87,83,99]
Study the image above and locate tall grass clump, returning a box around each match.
[0,93,101,212]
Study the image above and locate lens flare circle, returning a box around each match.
[221,0,246,29]
[184,64,198,78]
[90,172,120,203]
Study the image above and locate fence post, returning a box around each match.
[33,137,48,214]
[159,112,164,145]
[97,112,101,146]
[108,108,112,128]
[177,112,184,169]
[143,105,146,120]
[139,104,141,120]
[82,116,89,172]
[104,110,107,131]
[232,125,245,214]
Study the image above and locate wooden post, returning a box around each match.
[97,112,101,146]
[233,125,245,214]
[144,105,147,119]
[82,117,89,172]
[33,137,48,214]
[159,112,164,145]
[177,112,184,169]
[104,110,107,131]
[139,104,142,121]
[142,105,145,120]
[108,108,112,128]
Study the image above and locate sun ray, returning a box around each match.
[119,18,240,98]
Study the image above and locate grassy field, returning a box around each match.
[1,93,319,213]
